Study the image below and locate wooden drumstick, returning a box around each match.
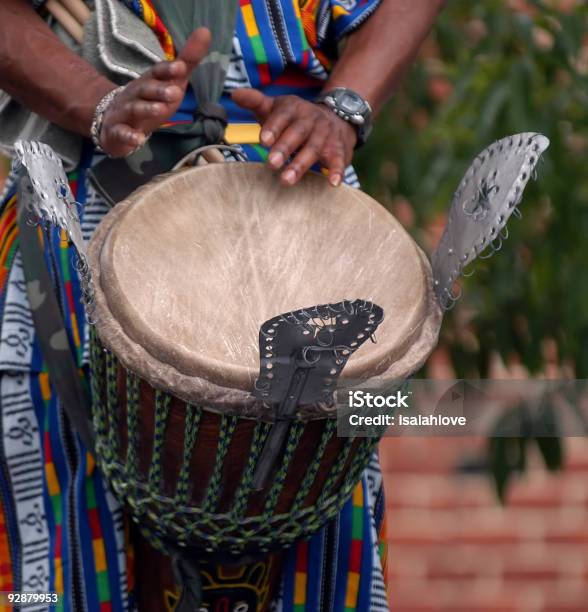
[45,0,84,43]
[201,148,227,164]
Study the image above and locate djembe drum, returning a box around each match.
[86,163,442,556]
[14,132,549,611]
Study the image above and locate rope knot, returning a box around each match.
[194,102,228,145]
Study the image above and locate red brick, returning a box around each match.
[392,603,440,612]
[426,565,489,580]
[544,507,588,533]
[386,579,530,611]
[506,476,572,508]
[387,606,441,612]
[380,434,588,612]
[423,546,502,580]
[541,608,588,612]
[502,567,561,581]
[538,583,588,610]
[385,474,496,510]
[378,437,486,474]
[563,439,588,472]
[544,528,588,545]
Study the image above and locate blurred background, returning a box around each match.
[357,0,588,381]
[1,1,587,610]
[354,1,588,610]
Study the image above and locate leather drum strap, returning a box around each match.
[17,175,95,455]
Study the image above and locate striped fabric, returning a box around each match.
[0,0,388,610]
[0,153,130,612]
[123,0,176,60]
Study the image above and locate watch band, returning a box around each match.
[315,87,373,147]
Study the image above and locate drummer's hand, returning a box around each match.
[232,89,357,187]
[99,28,211,158]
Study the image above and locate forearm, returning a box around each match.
[325,0,445,114]
[0,0,115,137]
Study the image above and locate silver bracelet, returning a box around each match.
[90,86,125,153]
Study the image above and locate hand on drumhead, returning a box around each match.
[232,89,357,187]
[99,28,211,158]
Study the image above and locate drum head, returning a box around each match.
[89,163,442,411]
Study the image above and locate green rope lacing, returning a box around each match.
[291,419,337,514]
[231,421,271,521]
[148,391,172,492]
[90,335,377,554]
[125,373,140,480]
[106,350,120,458]
[174,404,201,506]
[201,415,238,518]
[262,421,305,522]
[89,327,106,440]
[317,437,354,508]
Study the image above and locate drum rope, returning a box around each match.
[125,372,141,480]
[262,421,305,521]
[290,419,337,515]
[89,337,379,554]
[201,415,239,514]
[148,391,172,492]
[174,404,202,506]
[340,438,380,497]
[270,438,376,545]
[316,437,355,508]
[230,421,271,521]
[103,445,374,552]
[89,327,107,444]
[106,351,120,460]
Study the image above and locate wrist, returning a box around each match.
[338,116,358,149]
[78,78,119,138]
[90,84,126,153]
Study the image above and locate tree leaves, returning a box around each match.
[356,1,588,377]
[487,398,564,502]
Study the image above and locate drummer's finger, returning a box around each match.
[123,100,167,128]
[151,60,188,82]
[258,103,297,148]
[103,123,147,154]
[267,119,314,169]
[178,27,211,75]
[231,89,275,125]
[136,78,184,104]
[280,125,329,186]
[321,142,346,187]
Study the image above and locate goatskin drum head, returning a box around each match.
[88,163,442,411]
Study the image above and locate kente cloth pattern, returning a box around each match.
[0,0,388,610]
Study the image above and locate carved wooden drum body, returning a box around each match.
[87,162,442,557]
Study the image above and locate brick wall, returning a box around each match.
[380,437,588,612]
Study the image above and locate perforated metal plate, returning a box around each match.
[14,140,86,257]
[253,299,385,406]
[432,132,550,309]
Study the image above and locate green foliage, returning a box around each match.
[356,0,588,377]
[487,395,563,501]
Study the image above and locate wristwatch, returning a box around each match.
[315,87,373,147]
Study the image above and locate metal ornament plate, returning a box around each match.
[13,140,87,257]
[253,299,385,407]
[432,132,550,309]
[251,299,384,490]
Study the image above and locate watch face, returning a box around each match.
[339,91,365,114]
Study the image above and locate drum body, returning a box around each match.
[87,163,442,557]
[90,332,376,555]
